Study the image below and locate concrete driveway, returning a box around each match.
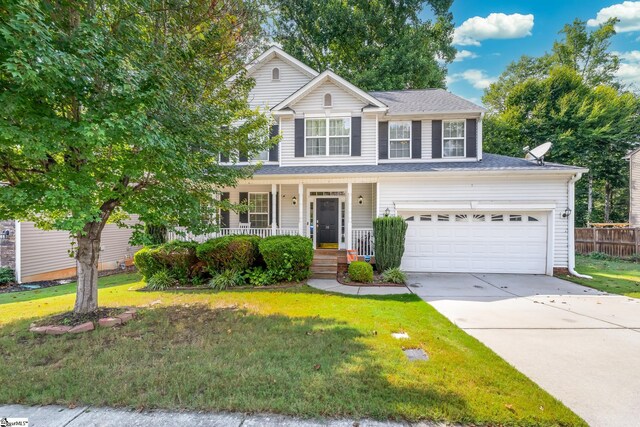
[408,273,640,427]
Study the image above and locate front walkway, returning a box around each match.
[0,404,447,427]
[307,279,410,295]
[408,273,640,427]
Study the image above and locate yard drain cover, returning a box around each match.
[391,332,409,339]
[404,348,429,361]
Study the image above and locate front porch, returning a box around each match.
[168,182,376,257]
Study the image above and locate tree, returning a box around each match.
[0,0,271,313]
[269,0,455,91]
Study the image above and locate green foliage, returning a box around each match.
[0,267,15,285]
[258,235,313,282]
[243,267,275,287]
[348,261,373,283]
[269,0,455,91]
[382,267,407,284]
[208,269,245,290]
[133,247,164,281]
[146,270,176,290]
[134,241,199,284]
[373,216,408,272]
[197,235,261,274]
[143,224,167,246]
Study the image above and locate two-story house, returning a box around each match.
[198,47,586,276]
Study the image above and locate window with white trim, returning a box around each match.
[389,121,411,159]
[443,120,465,158]
[305,118,351,156]
[252,149,270,161]
[248,193,269,228]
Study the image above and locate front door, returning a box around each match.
[316,198,339,248]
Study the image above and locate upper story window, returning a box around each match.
[272,67,280,81]
[443,120,465,158]
[305,117,351,156]
[252,149,270,162]
[389,121,411,159]
[324,93,332,108]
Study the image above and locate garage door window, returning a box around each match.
[420,215,432,221]
[472,214,485,222]
[491,214,504,222]
[437,214,450,222]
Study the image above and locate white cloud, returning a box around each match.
[453,13,534,46]
[614,50,640,89]
[448,69,497,90]
[453,50,479,62]
[587,1,640,32]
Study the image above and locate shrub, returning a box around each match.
[259,235,313,282]
[373,216,408,272]
[133,246,164,280]
[243,266,275,286]
[208,269,245,290]
[196,235,261,274]
[147,270,176,290]
[348,261,373,283]
[134,241,199,284]
[0,267,15,285]
[382,267,407,284]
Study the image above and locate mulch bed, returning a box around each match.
[33,307,127,328]
[138,282,306,292]
[337,272,406,287]
[0,266,137,295]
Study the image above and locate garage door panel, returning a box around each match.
[401,212,548,274]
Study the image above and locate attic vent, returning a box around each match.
[324,93,332,108]
[272,67,280,81]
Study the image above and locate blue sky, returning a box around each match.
[424,1,640,104]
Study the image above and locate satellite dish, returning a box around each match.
[524,142,552,165]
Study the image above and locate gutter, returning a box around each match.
[567,172,592,279]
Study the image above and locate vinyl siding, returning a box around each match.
[19,219,140,282]
[630,152,640,227]
[377,175,571,268]
[291,80,366,113]
[247,57,312,110]
[221,184,273,228]
[352,183,374,228]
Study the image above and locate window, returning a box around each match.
[405,216,415,222]
[455,214,468,222]
[389,121,411,159]
[509,214,523,222]
[443,120,465,158]
[437,214,450,222]
[324,93,332,107]
[528,216,539,222]
[472,214,485,222]
[272,67,280,81]
[491,214,504,222]
[252,149,270,161]
[249,193,269,228]
[420,214,432,221]
[305,118,351,156]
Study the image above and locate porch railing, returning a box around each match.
[352,228,374,257]
[167,227,299,243]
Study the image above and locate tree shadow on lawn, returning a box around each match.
[0,304,468,422]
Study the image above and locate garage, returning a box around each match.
[400,212,549,274]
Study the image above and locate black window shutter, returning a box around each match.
[378,121,388,160]
[294,118,304,157]
[411,121,422,159]
[239,192,248,223]
[220,192,230,228]
[466,118,477,158]
[239,151,248,162]
[220,153,229,163]
[351,117,361,156]
[269,125,279,161]
[275,192,279,226]
[432,120,442,159]
[268,192,273,225]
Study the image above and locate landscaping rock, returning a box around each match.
[45,325,72,335]
[98,317,122,327]
[124,308,137,317]
[116,312,134,323]
[69,321,95,334]
[29,326,49,334]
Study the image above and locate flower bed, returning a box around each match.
[29,307,138,335]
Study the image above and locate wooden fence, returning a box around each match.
[575,228,640,258]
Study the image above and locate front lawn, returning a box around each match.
[0,274,583,426]
[567,255,640,298]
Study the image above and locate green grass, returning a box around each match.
[565,255,640,298]
[0,274,584,426]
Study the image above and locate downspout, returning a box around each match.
[568,173,592,279]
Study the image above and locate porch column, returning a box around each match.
[347,182,353,249]
[271,183,277,232]
[298,183,304,236]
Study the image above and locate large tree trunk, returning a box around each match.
[74,235,101,314]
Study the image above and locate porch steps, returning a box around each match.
[311,249,338,279]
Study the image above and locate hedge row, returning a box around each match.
[134,234,313,288]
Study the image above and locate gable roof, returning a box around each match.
[229,46,319,83]
[369,89,486,115]
[272,70,387,112]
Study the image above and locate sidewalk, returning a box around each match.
[307,279,411,295]
[0,404,449,426]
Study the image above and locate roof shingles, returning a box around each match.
[369,89,486,115]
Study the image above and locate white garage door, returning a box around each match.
[401,212,548,274]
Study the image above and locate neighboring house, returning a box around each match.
[0,220,139,283]
[176,46,586,276]
[627,148,640,227]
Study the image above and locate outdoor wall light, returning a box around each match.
[358,195,364,205]
[292,196,297,206]
[384,207,390,217]
[562,207,572,218]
